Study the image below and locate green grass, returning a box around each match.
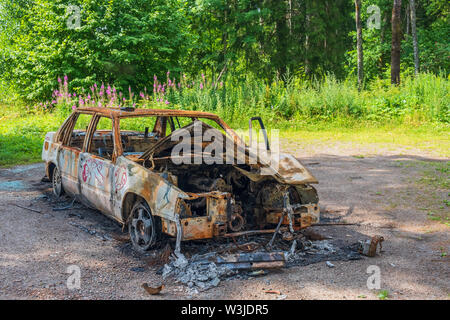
[276,122,450,157]
[397,160,450,226]
[377,290,389,300]
[0,110,64,166]
[418,162,450,189]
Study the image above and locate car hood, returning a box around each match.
[140,121,318,185]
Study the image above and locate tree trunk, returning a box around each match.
[220,7,228,78]
[391,0,402,85]
[380,11,388,69]
[355,0,364,90]
[304,0,310,76]
[288,0,292,36]
[406,3,410,35]
[410,0,419,75]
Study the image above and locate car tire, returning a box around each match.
[128,201,159,253]
[52,166,64,197]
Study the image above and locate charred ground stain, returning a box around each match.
[0,180,29,191]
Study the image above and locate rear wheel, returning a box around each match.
[128,201,159,252]
[52,166,64,197]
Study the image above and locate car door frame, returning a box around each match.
[56,111,97,196]
[78,114,120,217]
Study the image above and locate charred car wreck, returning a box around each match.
[42,107,320,253]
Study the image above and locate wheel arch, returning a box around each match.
[121,192,147,224]
[46,162,57,180]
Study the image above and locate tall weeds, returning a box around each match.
[22,72,449,127]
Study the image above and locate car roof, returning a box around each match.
[75,107,221,120]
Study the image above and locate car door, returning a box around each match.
[57,112,95,196]
[78,115,117,216]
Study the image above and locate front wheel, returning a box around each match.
[128,201,159,252]
[52,166,64,197]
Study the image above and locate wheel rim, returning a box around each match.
[129,204,154,250]
[52,168,62,196]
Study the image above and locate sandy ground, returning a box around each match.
[0,143,448,300]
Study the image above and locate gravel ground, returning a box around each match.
[0,144,448,300]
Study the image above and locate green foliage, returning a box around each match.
[37,71,448,128]
[159,72,448,126]
[0,0,190,101]
[346,0,450,81]
[185,0,353,79]
[1,0,449,102]
[402,21,450,74]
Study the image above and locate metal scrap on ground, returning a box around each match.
[158,230,365,291]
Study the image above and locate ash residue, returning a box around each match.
[286,240,361,267]
[160,238,361,292]
[162,252,238,292]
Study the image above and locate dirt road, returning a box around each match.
[0,144,448,300]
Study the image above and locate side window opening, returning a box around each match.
[119,116,158,155]
[67,113,94,150]
[90,117,114,160]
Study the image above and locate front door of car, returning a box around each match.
[57,112,95,195]
[78,116,116,216]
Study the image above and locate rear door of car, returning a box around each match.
[57,112,96,195]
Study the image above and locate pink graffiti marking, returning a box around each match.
[82,162,89,182]
[114,165,127,191]
[81,158,105,185]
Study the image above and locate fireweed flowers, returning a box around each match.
[31,72,220,113]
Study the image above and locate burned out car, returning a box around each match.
[42,107,320,252]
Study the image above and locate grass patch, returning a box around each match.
[418,162,450,189]
[277,123,449,157]
[400,160,450,227]
[377,290,389,300]
[0,112,63,166]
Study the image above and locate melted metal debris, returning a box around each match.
[162,252,238,291]
[161,236,361,291]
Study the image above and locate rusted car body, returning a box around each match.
[42,107,319,252]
